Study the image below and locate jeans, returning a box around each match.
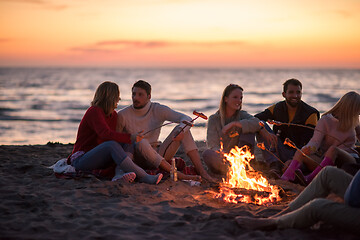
[72,141,129,171]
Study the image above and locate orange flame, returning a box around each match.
[213,145,281,205]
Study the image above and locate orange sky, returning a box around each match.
[0,0,360,68]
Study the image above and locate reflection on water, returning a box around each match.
[0,68,359,145]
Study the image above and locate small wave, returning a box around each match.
[193,122,206,127]
[0,107,17,113]
[315,93,340,103]
[156,98,209,102]
[246,91,279,96]
[0,116,81,122]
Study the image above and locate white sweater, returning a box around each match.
[117,102,192,144]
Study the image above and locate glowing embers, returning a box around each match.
[214,146,281,205]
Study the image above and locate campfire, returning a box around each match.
[212,145,281,205]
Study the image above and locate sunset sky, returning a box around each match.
[1,0,359,68]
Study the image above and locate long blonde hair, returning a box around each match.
[219,84,243,127]
[91,81,119,116]
[324,91,360,131]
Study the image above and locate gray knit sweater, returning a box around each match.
[206,110,261,152]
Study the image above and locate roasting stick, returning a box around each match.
[143,121,176,135]
[267,120,359,155]
[257,142,306,185]
[163,111,208,158]
[173,110,208,138]
[283,138,320,167]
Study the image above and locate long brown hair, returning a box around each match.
[219,84,243,127]
[324,91,360,131]
[91,81,119,116]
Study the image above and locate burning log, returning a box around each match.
[211,145,282,205]
[229,187,272,198]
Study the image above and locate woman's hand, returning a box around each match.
[301,146,316,155]
[222,122,241,135]
[132,130,144,143]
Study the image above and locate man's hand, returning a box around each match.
[133,130,144,143]
[260,129,278,149]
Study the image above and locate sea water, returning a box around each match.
[0,67,359,145]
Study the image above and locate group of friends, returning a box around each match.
[67,78,360,232]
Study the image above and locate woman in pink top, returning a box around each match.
[281,91,360,184]
[69,81,162,184]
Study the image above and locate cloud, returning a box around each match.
[68,47,114,53]
[333,10,353,18]
[70,40,246,53]
[0,38,12,43]
[4,0,68,10]
[96,40,171,48]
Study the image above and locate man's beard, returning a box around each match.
[133,101,146,109]
[286,99,299,108]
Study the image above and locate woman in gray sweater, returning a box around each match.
[202,84,276,175]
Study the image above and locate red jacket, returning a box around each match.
[71,106,131,155]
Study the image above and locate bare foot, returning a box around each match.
[235,216,277,230]
[199,170,218,183]
[271,207,292,218]
[112,172,136,183]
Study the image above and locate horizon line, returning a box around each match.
[0,65,359,70]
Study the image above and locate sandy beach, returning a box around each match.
[0,142,358,240]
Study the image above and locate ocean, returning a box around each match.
[0,67,359,145]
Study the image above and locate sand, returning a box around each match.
[0,142,358,240]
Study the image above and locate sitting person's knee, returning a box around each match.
[325,146,338,159]
[136,138,151,149]
[202,149,214,164]
[103,140,119,149]
[318,166,339,180]
[307,198,331,211]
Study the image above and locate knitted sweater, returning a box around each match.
[206,110,261,152]
[304,114,359,154]
[71,106,131,155]
[117,102,191,144]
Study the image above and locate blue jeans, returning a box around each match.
[256,121,295,164]
[72,141,129,171]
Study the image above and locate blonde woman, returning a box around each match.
[282,91,360,184]
[203,84,277,175]
[68,81,162,184]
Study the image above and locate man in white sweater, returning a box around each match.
[117,80,215,182]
